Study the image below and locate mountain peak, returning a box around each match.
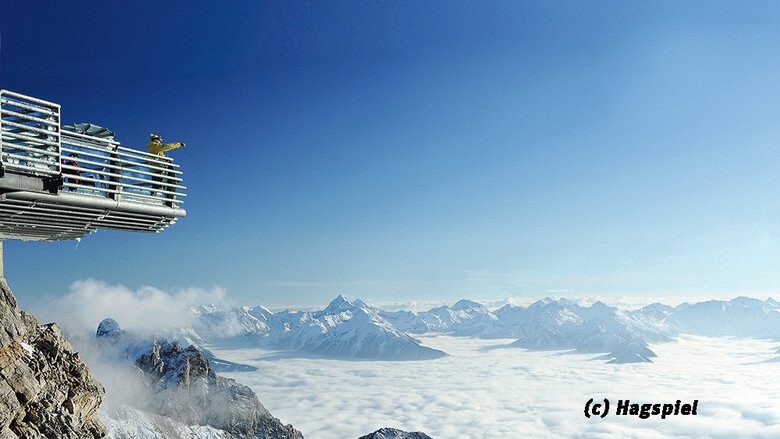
[96,318,122,339]
[323,295,356,314]
[452,299,487,312]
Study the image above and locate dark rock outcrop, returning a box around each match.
[358,428,433,439]
[598,342,656,364]
[97,319,302,438]
[0,278,107,438]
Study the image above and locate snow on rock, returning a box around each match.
[19,341,35,357]
[102,406,227,439]
[357,427,434,439]
[96,317,123,339]
[95,319,303,439]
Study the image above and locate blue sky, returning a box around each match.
[2,1,779,308]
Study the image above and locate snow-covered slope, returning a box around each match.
[192,295,447,360]
[102,406,227,439]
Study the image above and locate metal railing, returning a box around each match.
[1,90,186,207]
[0,90,61,176]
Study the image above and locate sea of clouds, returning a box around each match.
[212,335,780,438]
[27,280,780,438]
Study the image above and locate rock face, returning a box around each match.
[358,428,433,439]
[97,320,302,439]
[0,278,107,438]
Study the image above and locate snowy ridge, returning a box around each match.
[383,297,663,361]
[382,295,780,363]
[191,295,447,360]
[179,295,780,365]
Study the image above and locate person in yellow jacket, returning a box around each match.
[147,133,185,197]
[147,133,185,157]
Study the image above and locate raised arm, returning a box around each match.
[159,142,185,153]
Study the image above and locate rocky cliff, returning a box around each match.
[0,278,107,438]
[96,319,302,439]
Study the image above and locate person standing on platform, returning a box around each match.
[147,134,185,201]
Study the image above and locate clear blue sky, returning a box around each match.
[2,1,779,308]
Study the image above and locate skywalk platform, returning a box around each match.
[0,90,186,241]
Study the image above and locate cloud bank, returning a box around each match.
[30,279,229,335]
[214,335,780,439]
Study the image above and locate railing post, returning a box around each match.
[1,90,5,168]
[110,145,121,201]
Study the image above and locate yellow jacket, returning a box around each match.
[147,140,185,157]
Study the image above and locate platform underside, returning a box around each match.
[0,190,185,241]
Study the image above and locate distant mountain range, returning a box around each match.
[177,294,780,364]
[388,295,780,363]
[189,295,446,361]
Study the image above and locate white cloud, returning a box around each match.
[29,279,229,335]
[213,334,780,438]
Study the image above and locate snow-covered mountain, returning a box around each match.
[191,295,447,361]
[165,294,780,365]
[382,299,499,335]
[383,297,667,362]
[93,319,302,439]
[191,306,271,340]
[378,296,780,363]
[671,297,780,338]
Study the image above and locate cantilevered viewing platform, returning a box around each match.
[0,90,186,241]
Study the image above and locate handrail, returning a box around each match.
[0,98,59,117]
[1,90,186,209]
[0,90,60,109]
